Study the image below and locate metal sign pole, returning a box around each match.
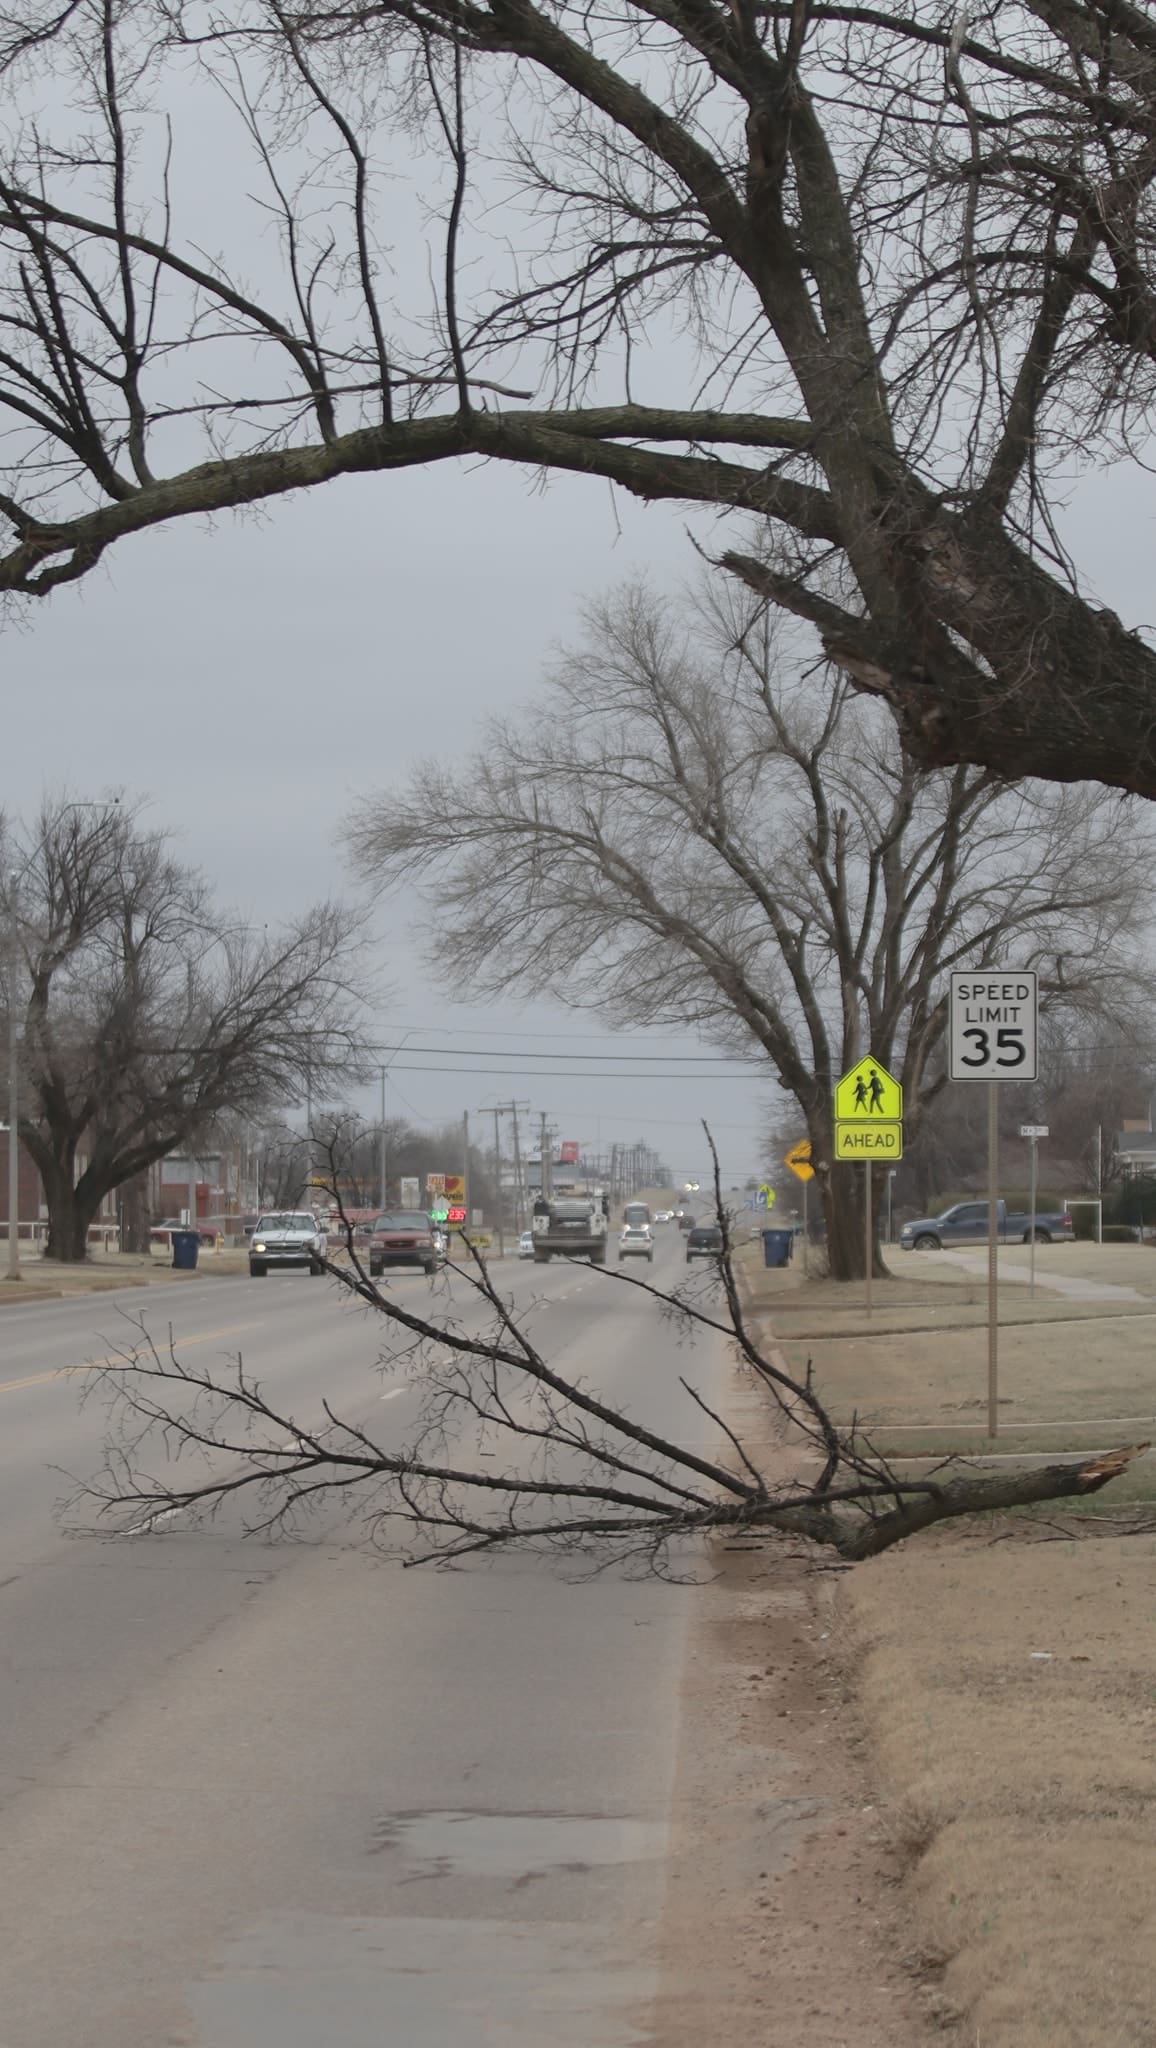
[865,1163,873,1318]
[988,1081,999,1438]
[803,1175,809,1277]
[1029,1135,1037,1301]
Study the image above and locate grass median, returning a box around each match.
[739,1238,1156,2047]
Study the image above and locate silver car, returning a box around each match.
[249,1211,327,1277]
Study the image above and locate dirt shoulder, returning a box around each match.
[845,1532,1156,2048]
[646,1341,942,2047]
[735,1243,1156,2048]
[648,1541,942,2047]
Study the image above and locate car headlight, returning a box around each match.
[253,1241,266,1252]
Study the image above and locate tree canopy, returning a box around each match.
[348,577,1153,1275]
[0,3,1155,790]
[2,796,369,1257]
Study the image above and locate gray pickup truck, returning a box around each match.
[899,1199,1074,1251]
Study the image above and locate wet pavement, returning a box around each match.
[0,1237,721,2046]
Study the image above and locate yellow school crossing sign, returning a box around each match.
[833,1056,903,1159]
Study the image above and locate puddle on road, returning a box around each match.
[369,1808,666,1881]
[188,1911,658,2047]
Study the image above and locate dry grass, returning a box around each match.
[735,1237,1156,2042]
[0,1244,252,1305]
[843,1540,1156,2048]
[737,1239,1156,1470]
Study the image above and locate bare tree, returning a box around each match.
[346,581,1153,1278]
[1,796,370,1259]
[0,7,1154,793]
[70,1139,1148,1559]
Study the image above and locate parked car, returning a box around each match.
[518,1230,535,1259]
[686,1224,724,1262]
[899,1199,1074,1251]
[368,1210,443,1277]
[618,1224,653,1263]
[151,1219,219,1248]
[248,1211,327,1277]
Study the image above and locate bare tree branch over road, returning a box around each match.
[0,5,1155,792]
[67,1135,1150,1562]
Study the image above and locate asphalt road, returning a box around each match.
[0,1230,727,2046]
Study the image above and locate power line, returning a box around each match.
[374,1021,719,1047]
[363,1062,768,1080]
[364,1042,757,1065]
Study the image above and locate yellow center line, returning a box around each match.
[0,1320,266,1396]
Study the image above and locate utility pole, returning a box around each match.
[539,1111,551,1201]
[379,1066,388,1210]
[462,1109,470,1204]
[488,1106,505,1255]
[186,961,198,1229]
[6,874,19,1280]
[509,1105,526,1230]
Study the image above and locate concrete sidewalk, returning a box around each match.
[919,1247,1144,1303]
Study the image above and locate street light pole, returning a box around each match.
[6,877,19,1280]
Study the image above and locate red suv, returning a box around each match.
[367,1210,442,1278]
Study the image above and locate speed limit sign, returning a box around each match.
[948,971,1038,1082]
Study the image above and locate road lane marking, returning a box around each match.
[0,1320,265,1397]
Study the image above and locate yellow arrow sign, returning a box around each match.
[784,1139,814,1182]
[833,1055,903,1123]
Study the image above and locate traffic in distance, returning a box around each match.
[241,1183,735,1283]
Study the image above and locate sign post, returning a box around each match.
[949,972,1039,1438]
[832,1059,904,1311]
[1020,1125,1049,1300]
[987,1082,999,1436]
[783,1140,813,1276]
[864,1159,873,1318]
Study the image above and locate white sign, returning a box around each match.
[399,1176,420,1207]
[949,971,1038,1082]
[1020,1125,1049,1140]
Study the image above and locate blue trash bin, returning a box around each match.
[761,1228,794,1269]
[171,1228,200,1271]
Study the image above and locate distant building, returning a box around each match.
[1115,1129,1156,1179]
[0,1128,44,1225]
[158,1154,224,1222]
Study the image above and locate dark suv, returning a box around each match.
[368,1211,442,1278]
[685,1224,723,1262]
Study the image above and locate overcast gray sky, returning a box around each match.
[4,371,1149,1193]
[4,456,795,1188]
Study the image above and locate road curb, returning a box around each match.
[0,1266,246,1308]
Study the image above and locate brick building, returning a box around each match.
[0,1128,45,1231]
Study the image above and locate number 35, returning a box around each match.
[960,1027,1026,1068]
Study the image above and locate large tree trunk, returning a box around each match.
[811,1128,888,1284]
[40,1162,102,1262]
[119,1170,152,1255]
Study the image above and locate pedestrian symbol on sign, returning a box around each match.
[834,1057,902,1124]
